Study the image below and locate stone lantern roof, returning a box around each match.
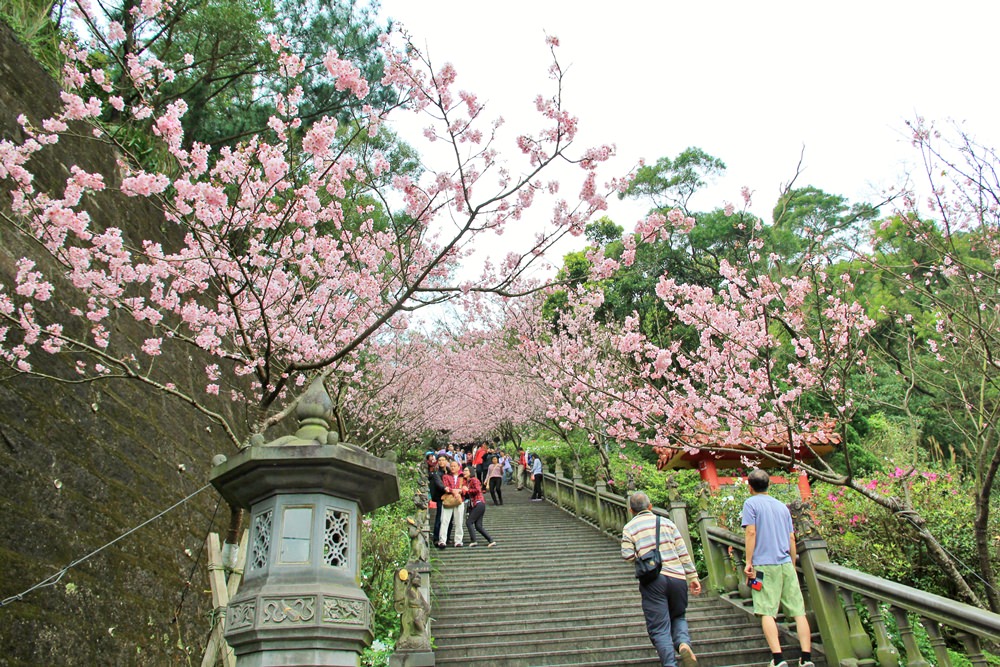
[211,379,399,513]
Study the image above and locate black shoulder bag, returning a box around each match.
[634,517,662,585]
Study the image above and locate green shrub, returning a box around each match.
[360,459,421,650]
[810,467,995,601]
[0,0,66,75]
[361,638,394,667]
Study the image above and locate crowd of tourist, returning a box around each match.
[424,442,546,549]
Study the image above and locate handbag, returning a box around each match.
[441,493,461,508]
[634,517,662,585]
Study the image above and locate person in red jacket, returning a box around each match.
[517,448,528,490]
[460,466,495,547]
[472,443,487,484]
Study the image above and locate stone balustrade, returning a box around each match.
[539,461,1000,667]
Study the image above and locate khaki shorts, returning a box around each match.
[752,562,805,618]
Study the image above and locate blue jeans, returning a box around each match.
[639,575,690,667]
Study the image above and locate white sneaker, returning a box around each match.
[769,661,789,667]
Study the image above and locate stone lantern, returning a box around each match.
[210,380,400,667]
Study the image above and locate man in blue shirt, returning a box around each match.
[741,469,814,667]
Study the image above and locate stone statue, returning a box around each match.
[665,473,679,502]
[788,498,822,542]
[394,569,431,651]
[696,483,710,512]
[413,490,428,514]
[406,516,429,564]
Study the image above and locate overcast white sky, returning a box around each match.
[377,0,998,263]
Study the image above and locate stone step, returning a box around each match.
[434,640,781,667]
[433,527,617,542]
[435,619,762,646]
[431,583,730,607]
[431,574,733,607]
[432,575,641,599]
[434,632,668,666]
[434,582,636,608]
[432,544,624,564]
[432,596,733,625]
[432,591,730,617]
[431,565,639,587]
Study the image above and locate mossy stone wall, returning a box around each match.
[0,22,247,666]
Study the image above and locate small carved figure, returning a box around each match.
[413,491,428,513]
[696,483,710,512]
[665,474,679,502]
[394,569,431,651]
[787,498,822,542]
[406,516,429,563]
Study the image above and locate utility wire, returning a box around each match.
[1,483,212,608]
[172,493,222,624]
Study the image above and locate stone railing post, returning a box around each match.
[798,539,858,667]
[595,480,608,533]
[697,512,728,594]
[554,460,564,509]
[572,467,582,518]
[669,500,692,555]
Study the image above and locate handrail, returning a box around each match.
[704,524,743,550]
[696,512,1000,667]
[540,463,1000,667]
[540,465,694,561]
[813,558,1000,642]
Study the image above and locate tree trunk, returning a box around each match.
[974,440,1000,612]
[226,505,243,546]
[904,509,984,607]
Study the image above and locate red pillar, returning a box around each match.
[699,459,720,492]
[796,468,812,500]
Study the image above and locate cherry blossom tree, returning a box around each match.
[516,207,870,465]
[340,318,550,451]
[851,119,1000,611]
[0,3,620,449]
[516,174,995,606]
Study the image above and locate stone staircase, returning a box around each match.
[429,488,821,667]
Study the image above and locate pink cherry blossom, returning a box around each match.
[0,25,625,447]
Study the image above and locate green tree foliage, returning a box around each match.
[1,0,66,74]
[622,146,726,214]
[274,0,397,125]
[55,0,396,150]
[546,150,747,342]
[770,185,879,267]
[547,148,767,350]
[584,216,623,246]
